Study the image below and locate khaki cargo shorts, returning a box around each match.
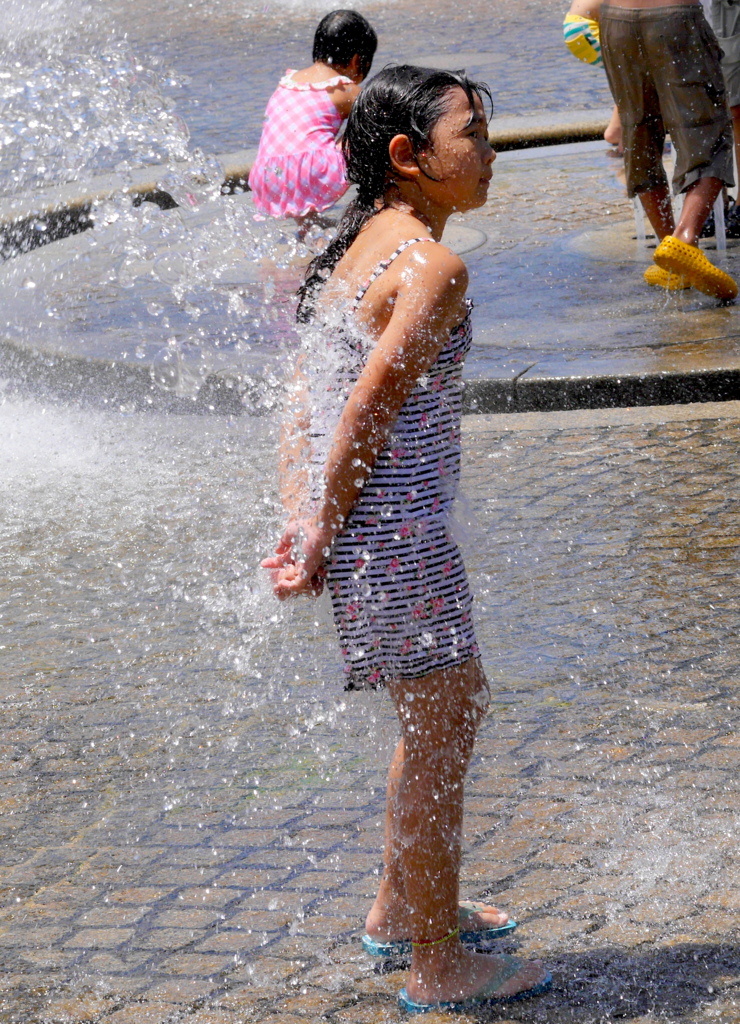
[601,3,734,196]
[709,0,740,107]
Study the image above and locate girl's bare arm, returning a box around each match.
[277,355,311,517]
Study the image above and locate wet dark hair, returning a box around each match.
[297,64,491,323]
[312,10,378,78]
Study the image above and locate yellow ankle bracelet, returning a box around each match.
[411,925,460,949]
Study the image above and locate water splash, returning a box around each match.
[0,37,190,194]
[0,0,99,44]
[0,169,310,404]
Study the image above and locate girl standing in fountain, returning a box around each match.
[248,10,377,237]
[262,65,551,1014]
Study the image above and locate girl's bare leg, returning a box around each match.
[366,735,509,940]
[364,737,408,939]
[379,657,547,1003]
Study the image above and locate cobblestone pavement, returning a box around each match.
[2,400,740,1023]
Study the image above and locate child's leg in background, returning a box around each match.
[604,104,623,153]
[731,105,740,189]
[294,210,336,243]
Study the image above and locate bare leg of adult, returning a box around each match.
[638,183,675,241]
[653,174,738,300]
[674,176,724,247]
[388,658,547,1005]
[604,104,623,154]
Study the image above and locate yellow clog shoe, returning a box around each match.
[643,265,690,291]
[653,235,738,301]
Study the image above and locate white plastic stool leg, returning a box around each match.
[673,191,684,223]
[633,197,646,247]
[714,193,727,251]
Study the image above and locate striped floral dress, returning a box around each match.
[305,238,480,690]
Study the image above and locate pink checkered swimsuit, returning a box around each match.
[248,70,351,218]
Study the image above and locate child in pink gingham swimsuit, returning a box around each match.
[249,10,377,227]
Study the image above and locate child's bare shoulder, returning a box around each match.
[398,241,468,293]
[330,77,361,97]
[328,79,362,117]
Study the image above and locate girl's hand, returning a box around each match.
[261,518,331,599]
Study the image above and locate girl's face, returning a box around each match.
[419,87,495,213]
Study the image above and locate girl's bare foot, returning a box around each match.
[407,945,548,1005]
[365,898,510,942]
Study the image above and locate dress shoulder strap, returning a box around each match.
[351,236,438,312]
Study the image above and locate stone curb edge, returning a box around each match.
[4,333,739,416]
[462,369,740,415]
[491,118,608,152]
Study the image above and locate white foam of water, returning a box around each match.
[0,0,99,44]
[0,397,106,489]
[0,183,304,393]
[0,0,393,43]
[243,0,360,11]
[0,38,189,193]
[190,0,390,16]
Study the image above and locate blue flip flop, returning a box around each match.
[398,956,552,1014]
[362,902,517,958]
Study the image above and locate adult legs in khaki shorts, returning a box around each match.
[707,0,740,191]
[601,1,737,299]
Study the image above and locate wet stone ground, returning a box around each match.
[1,399,740,1023]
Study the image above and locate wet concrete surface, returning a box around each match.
[2,396,740,1023]
[466,145,740,377]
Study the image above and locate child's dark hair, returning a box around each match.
[313,10,377,78]
[297,64,491,323]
